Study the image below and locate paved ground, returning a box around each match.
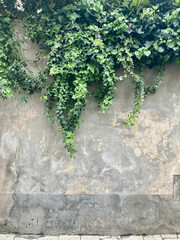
[0,235,180,240]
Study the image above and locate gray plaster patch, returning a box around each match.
[173,175,180,201]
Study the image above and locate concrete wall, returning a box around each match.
[0,35,180,235]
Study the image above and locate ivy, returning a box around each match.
[0,0,180,157]
[0,0,46,101]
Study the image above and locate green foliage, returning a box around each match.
[0,0,180,156]
[0,15,45,100]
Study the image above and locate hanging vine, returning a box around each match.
[0,0,180,156]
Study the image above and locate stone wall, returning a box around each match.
[0,35,180,235]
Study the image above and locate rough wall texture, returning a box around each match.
[0,32,180,235]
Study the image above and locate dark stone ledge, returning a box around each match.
[0,194,180,235]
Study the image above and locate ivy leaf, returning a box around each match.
[144,50,151,57]
[68,13,80,23]
[145,41,152,48]
[162,28,172,35]
[3,17,10,23]
[87,64,95,74]
[166,40,175,48]
[163,54,170,63]
[135,50,143,60]
[136,27,144,34]
[157,47,164,53]
[0,37,5,42]
[153,43,164,53]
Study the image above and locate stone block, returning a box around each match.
[143,236,162,240]
[36,237,58,240]
[0,235,15,240]
[81,236,99,240]
[100,237,120,240]
[15,236,37,240]
[59,236,80,240]
[161,235,177,239]
[122,236,143,240]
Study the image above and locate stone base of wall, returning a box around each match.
[0,194,180,235]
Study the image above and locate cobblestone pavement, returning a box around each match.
[0,234,180,240]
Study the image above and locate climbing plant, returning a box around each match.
[0,0,46,101]
[0,0,180,156]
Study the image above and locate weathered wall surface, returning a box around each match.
[0,34,180,235]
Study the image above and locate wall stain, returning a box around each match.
[111,103,180,196]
